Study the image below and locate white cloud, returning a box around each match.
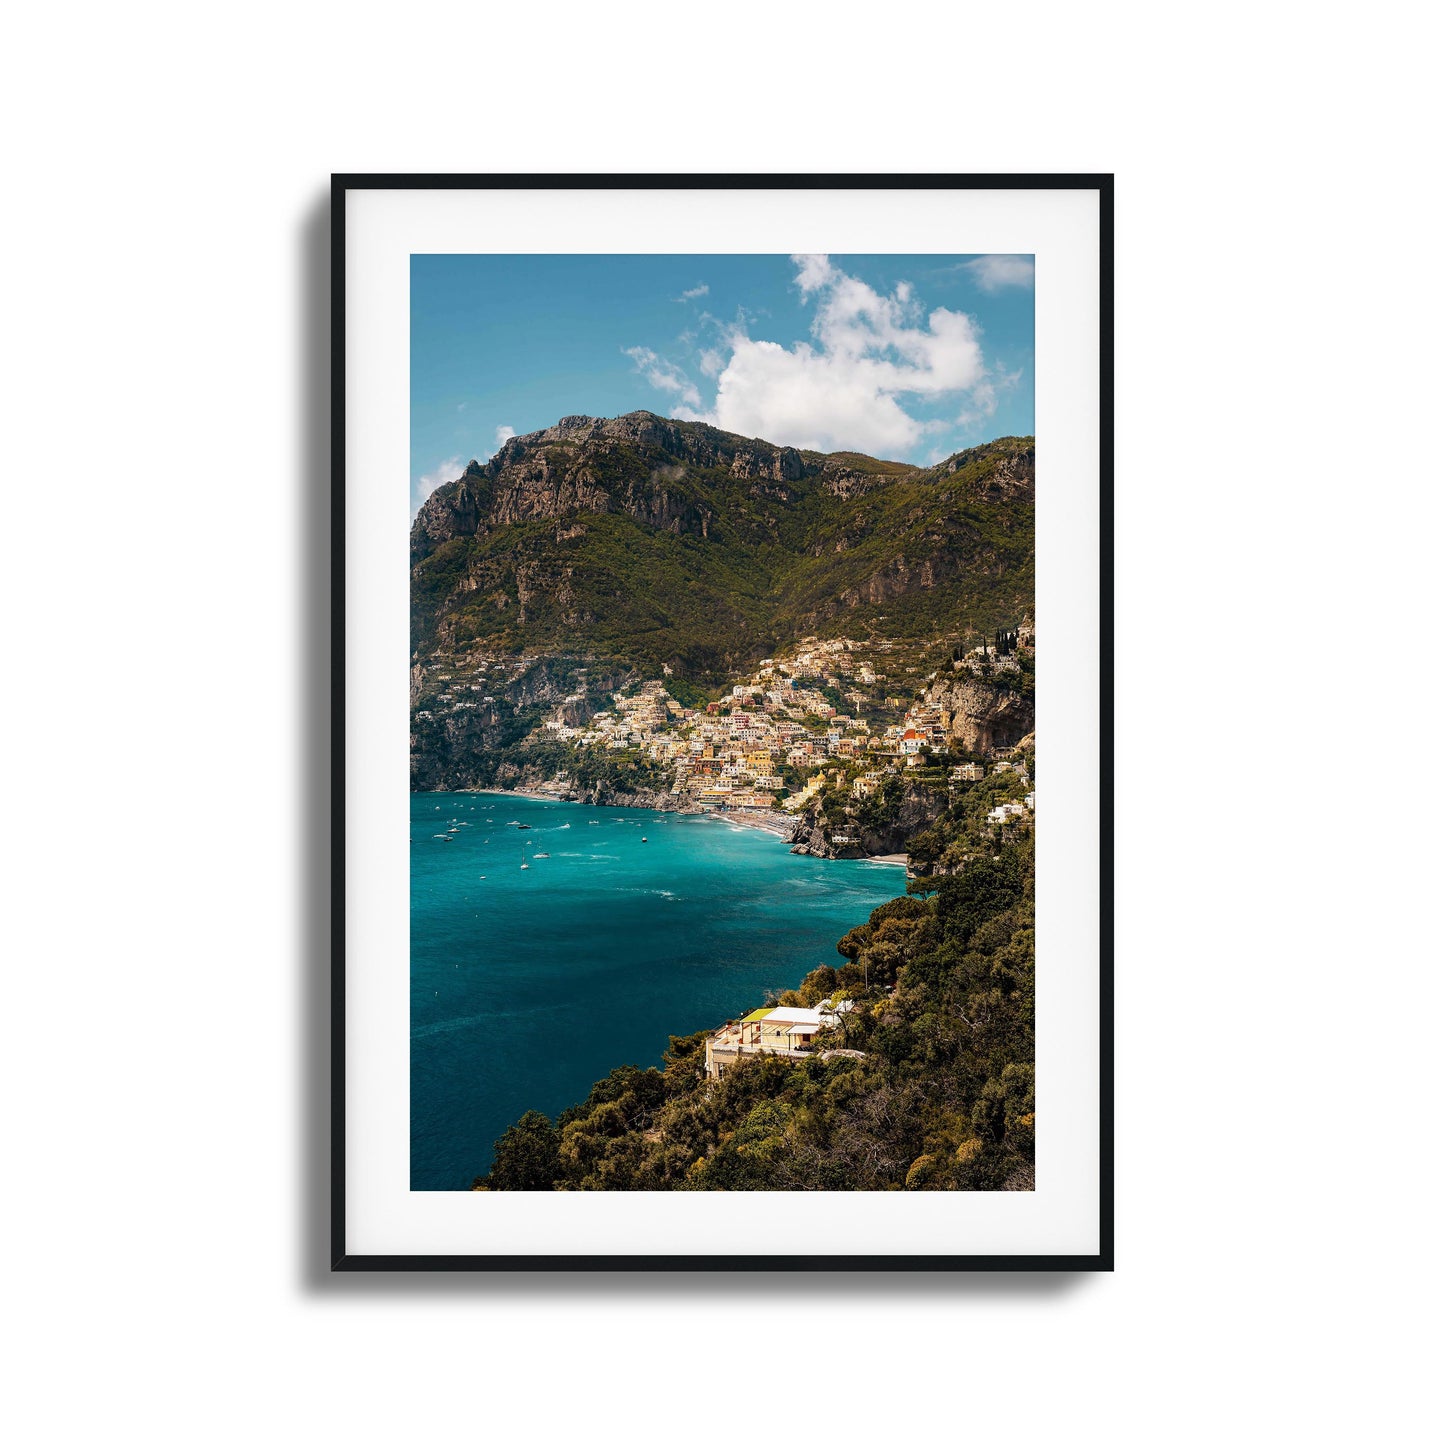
[625,257,1021,456]
[961,254,1035,292]
[701,256,994,454]
[676,283,709,301]
[624,345,702,410]
[494,424,515,448]
[792,253,834,295]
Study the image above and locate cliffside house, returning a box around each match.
[987,801,1027,824]
[704,1000,856,1079]
[705,1006,826,1079]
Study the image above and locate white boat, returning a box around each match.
[534,851,549,858]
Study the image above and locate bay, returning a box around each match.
[410,792,905,1189]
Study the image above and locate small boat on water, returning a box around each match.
[516,823,532,830]
[534,851,550,858]
[641,836,648,842]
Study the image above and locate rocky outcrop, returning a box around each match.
[820,462,893,500]
[409,655,633,792]
[411,465,487,556]
[926,439,1034,502]
[838,554,953,609]
[730,443,803,483]
[788,782,942,860]
[927,674,1035,754]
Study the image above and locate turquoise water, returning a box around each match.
[411,792,905,1189]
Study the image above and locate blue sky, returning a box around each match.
[411,253,1034,514]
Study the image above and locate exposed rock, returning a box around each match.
[927,675,1035,754]
[932,440,1035,502]
[788,782,942,860]
[411,412,816,562]
[409,655,633,792]
[819,463,892,500]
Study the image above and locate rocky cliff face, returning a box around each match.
[409,655,633,792]
[927,674,1035,754]
[788,782,943,860]
[412,414,1032,566]
[412,412,813,562]
[937,440,1035,500]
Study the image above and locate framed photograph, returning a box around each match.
[333,173,1112,1270]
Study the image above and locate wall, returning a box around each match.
[3,4,1436,1443]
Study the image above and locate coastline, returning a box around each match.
[450,787,911,867]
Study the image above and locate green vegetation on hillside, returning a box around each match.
[411,425,1034,688]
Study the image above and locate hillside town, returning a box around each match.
[406,627,1036,844]
[539,631,1032,818]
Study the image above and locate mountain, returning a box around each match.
[411,411,1033,683]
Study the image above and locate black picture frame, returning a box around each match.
[331,173,1113,1272]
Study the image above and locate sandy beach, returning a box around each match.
[699,809,797,840]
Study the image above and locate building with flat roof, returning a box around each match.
[705,1005,825,1079]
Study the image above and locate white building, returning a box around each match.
[987,802,1027,824]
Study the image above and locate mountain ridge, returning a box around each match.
[410,411,1033,686]
[414,410,1032,559]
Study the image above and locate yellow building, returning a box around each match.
[704,1006,826,1078]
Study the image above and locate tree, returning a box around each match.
[484,1110,560,1190]
[935,849,1027,946]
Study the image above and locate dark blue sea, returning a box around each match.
[411,792,905,1189]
